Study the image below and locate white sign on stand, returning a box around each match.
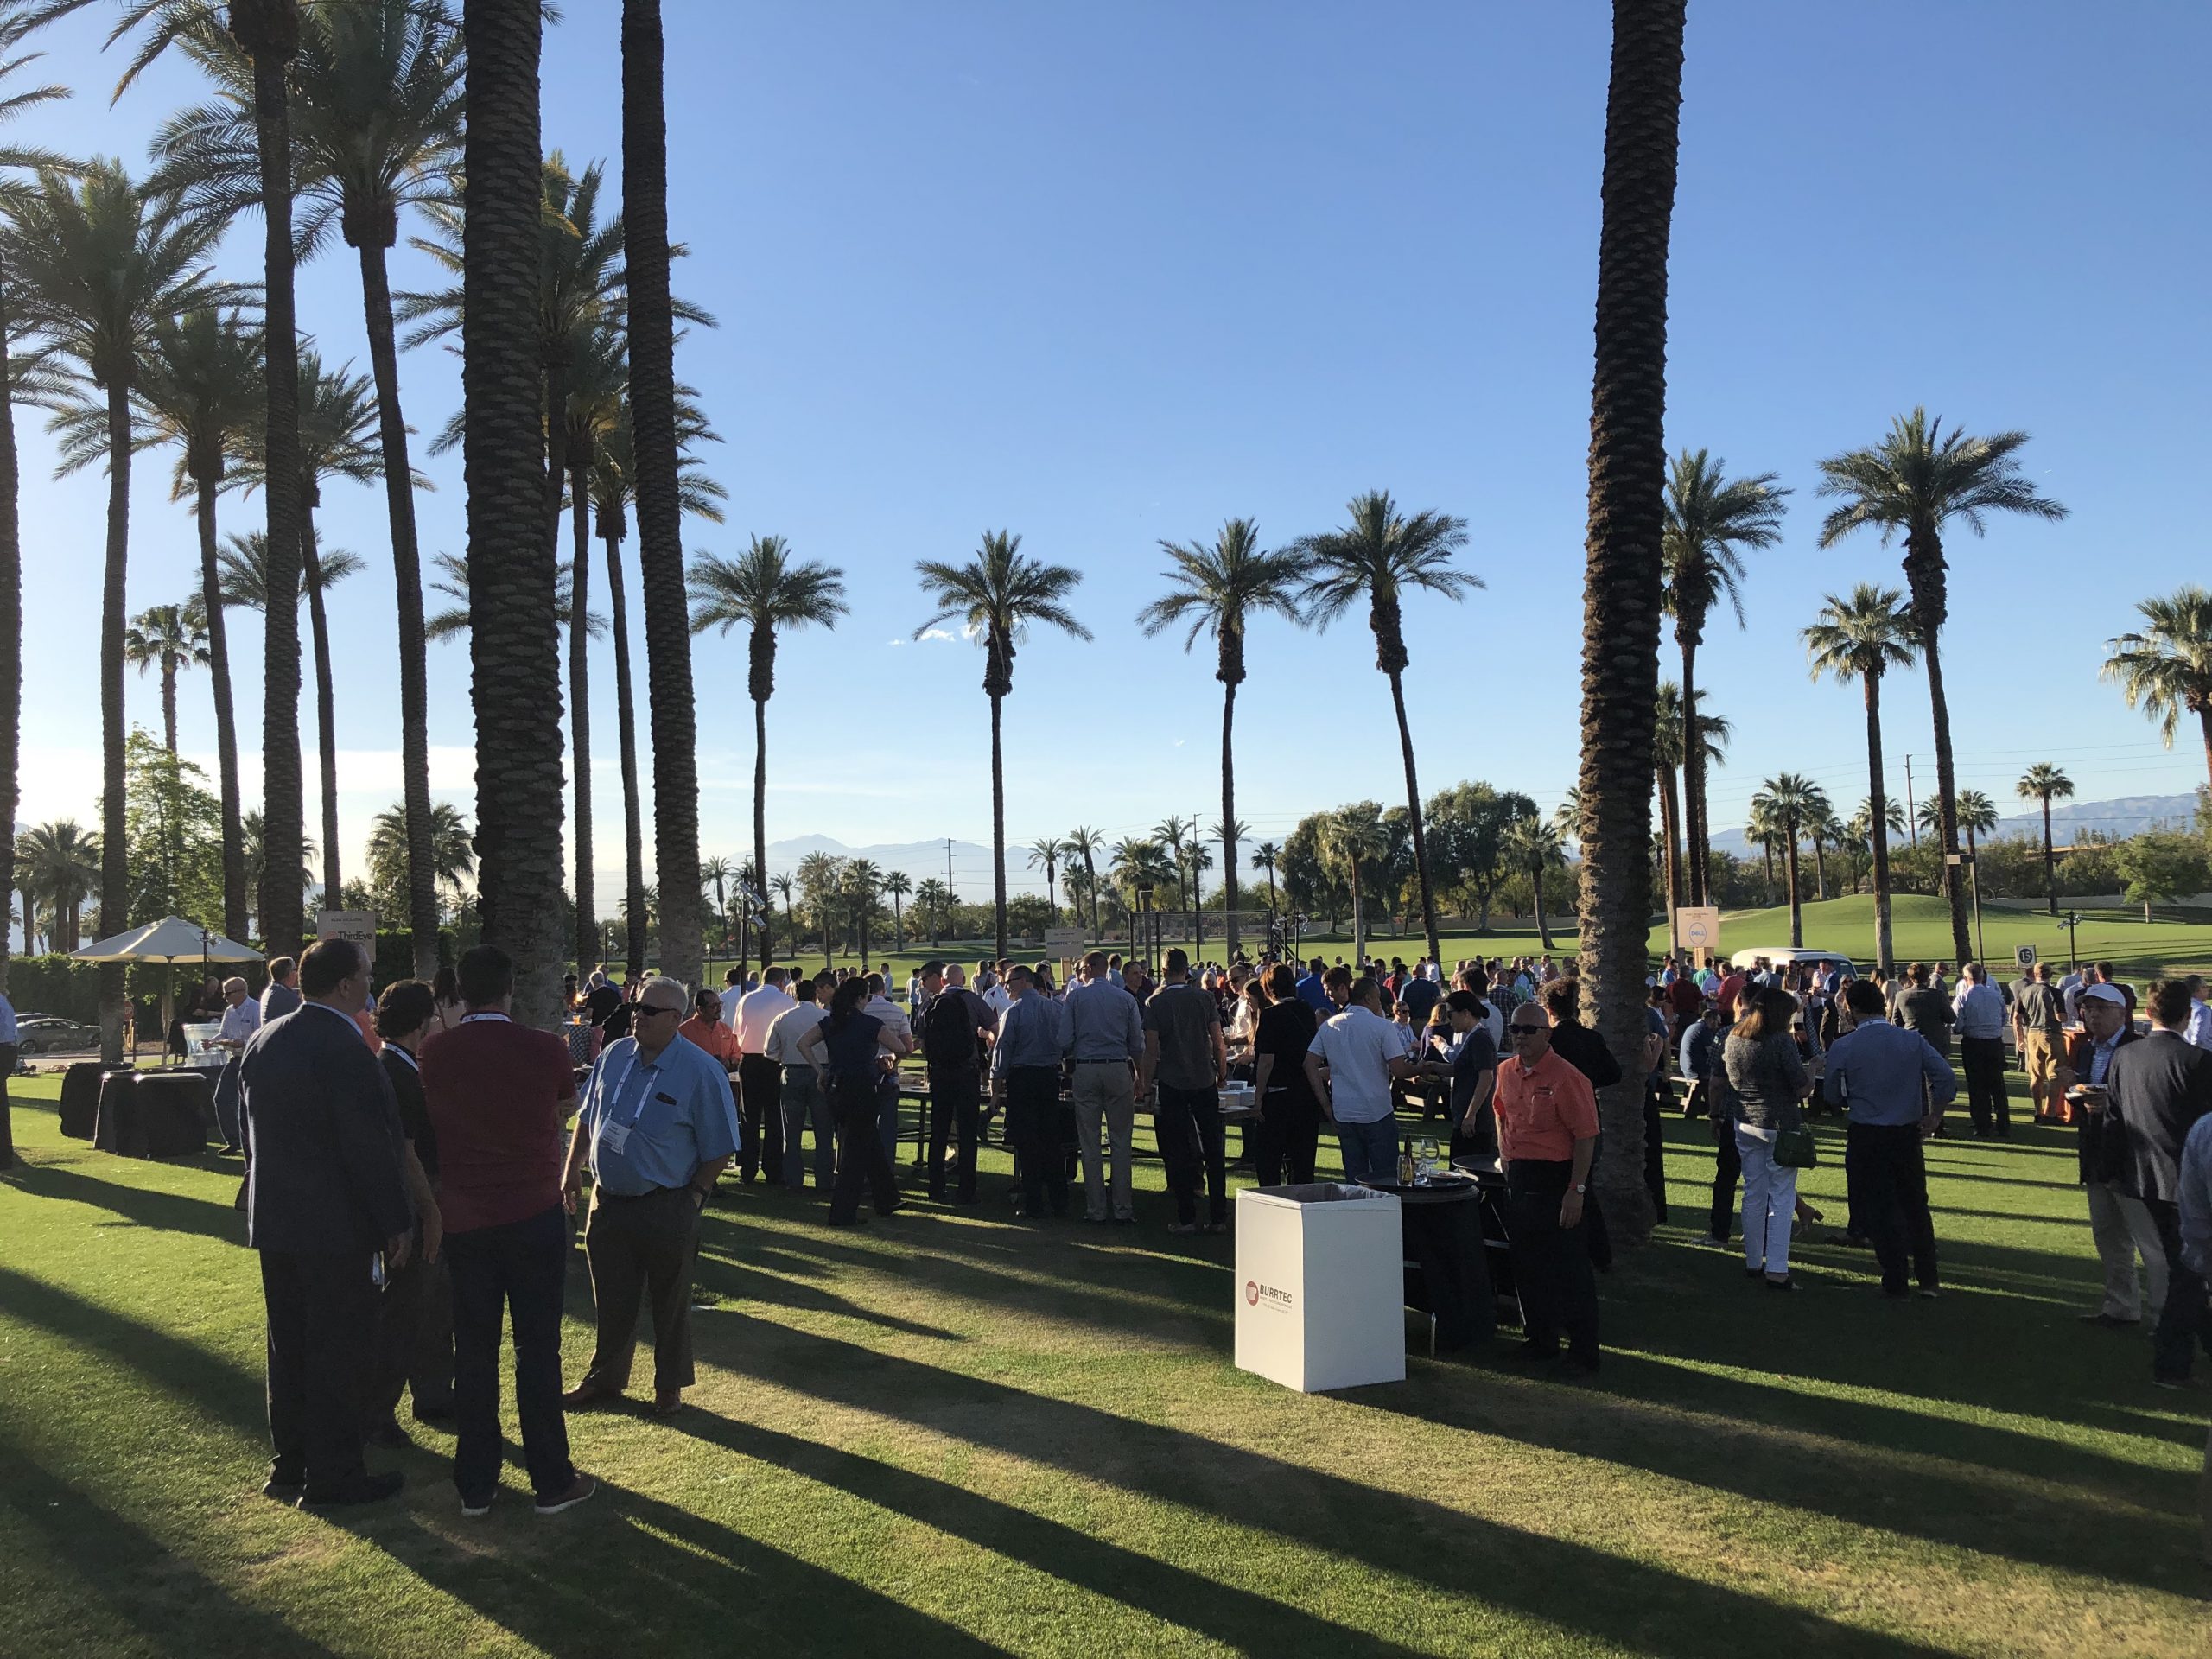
[1043,926,1087,954]
[1675,906,1720,960]
[2014,944,2037,969]
[316,910,377,950]
[1234,1183,1405,1393]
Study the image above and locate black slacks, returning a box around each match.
[1156,1083,1227,1225]
[1503,1159,1599,1363]
[1707,1117,1742,1241]
[1643,1083,1669,1221]
[1006,1065,1068,1217]
[446,1205,575,1503]
[260,1247,380,1491]
[927,1061,982,1201]
[366,1239,454,1426]
[1959,1037,2011,1137]
[0,1040,16,1166]
[1255,1090,1322,1186]
[736,1054,785,1183]
[1847,1122,1939,1295]
[828,1075,899,1224]
[581,1185,702,1395]
[2146,1198,2212,1383]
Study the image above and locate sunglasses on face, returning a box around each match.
[1509,1026,1547,1038]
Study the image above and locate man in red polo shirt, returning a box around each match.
[421,944,595,1519]
[1493,1003,1602,1377]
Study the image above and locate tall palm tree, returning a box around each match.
[589,398,725,975]
[459,0,562,1018]
[1743,799,1783,907]
[883,868,911,952]
[1064,823,1104,940]
[1253,838,1281,922]
[1751,773,1831,948]
[0,7,65,1011]
[1503,817,1567,952]
[2103,586,2212,797]
[1135,518,1304,957]
[1573,0,1687,1245]
[1153,814,1193,923]
[1662,449,1788,905]
[113,306,257,938]
[124,601,207,754]
[912,876,949,945]
[622,0,707,988]
[843,858,880,962]
[698,854,732,952]
[1024,836,1065,925]
[769,869,795,956]
[1803,582,1918,971]
[914,530,1090,957]
[1924,789,1999,860]
[218,528,365,613]
[19,817,97,952]
[689,533,848,969]
[1817,409,2068,966]
[2016,762,2075,917]
[7,160,226,1056]
[1652,680,1688,927]
[1319,802,1389,965]
[1293,490,1479,964]
[149,0,461,978]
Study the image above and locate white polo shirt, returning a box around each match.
[1309,1004,1410,1124]
[735,983,797,1053]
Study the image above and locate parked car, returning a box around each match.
[15,1014,101,1055]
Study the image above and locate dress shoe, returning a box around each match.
[262,1471,304,1503]
[2077,1311,2139,1328]
[651,1391,684,1418]
[561,1382,626,1410]
[534,1472,598,1516]
[297,1470,404,1509]
[460,1489,497,1518]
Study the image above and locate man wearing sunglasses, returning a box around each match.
[1492,1006,1602,1376]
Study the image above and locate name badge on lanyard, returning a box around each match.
[596,1052,652,1158]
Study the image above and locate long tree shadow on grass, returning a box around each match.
[1,1440,344,1659]
[666,1406,1435,1656]
[692,1312,1952,1659]
[6,1162,245,1246]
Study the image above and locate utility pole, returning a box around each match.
[944,838,956,942]
[1904,755,1917,848]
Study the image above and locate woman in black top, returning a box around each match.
[798,976,911,1225]
[1250,963,1322,1185]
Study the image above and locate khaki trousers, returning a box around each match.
[2022,1030,2068,1119]
[2086,1179,2166,1322]
[582,1185,702,1395]
[1071,1060,1137,1221]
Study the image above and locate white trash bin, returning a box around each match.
[1233,1183,1405,1392]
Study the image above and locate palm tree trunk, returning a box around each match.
[568,450,595,976]
[602,526,647,977]
[1656,760,1682,934]
[98,378,131,1062]
[988,690,1007,957]
[1533,863,1554,952]
[1761,842,1773,905]
[753,691,770,969]
[464,0,565,1024]
[1349,858,1365,966]
[235,1,308,964]
[0,264,18,1023]
[1386,669,1442,964]
[1812,836,1827,901]
[2040,794,2057,917]
[1679,634,1704,906]
[159,657,178,754]
[1572,0,1686,1247]
[1784,830,1803,947]
[622,0,703,988]
[2198,705,2212,804]
[299,501,341,899]
[1904,525,1973,968]
[356,240,441,978]
[1221,677,1239,957]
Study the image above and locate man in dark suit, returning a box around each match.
[240,938,413,1507]
[2107,980,2212,1385]
[365,979,451,1441]
[2064,983,2158,1327]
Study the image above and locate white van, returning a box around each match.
[1727,947,1861,977]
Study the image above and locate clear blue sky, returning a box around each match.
[15,1,2208,906]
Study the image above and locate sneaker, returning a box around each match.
[1764,1275,1796,1293]
[1112,1213,1135,1224]
[534,1472,598,1516]
[262,1473,304,1503]
[1166,1222,1202,1236]
[1696,1233,1732,1249]
[2077,1311,2139,1328]
[460,1490,497,1518]
[297,1470,404,1509]
[1916,1285,1942,1300]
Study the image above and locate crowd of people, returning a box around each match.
[225,928,2212,1522]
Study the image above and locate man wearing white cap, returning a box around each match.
[2065,981,2163,1328]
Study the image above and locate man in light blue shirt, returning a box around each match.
[1951,963,2012,1139]
[1823,980,1955,1298]
[0,983,15,1166]
[2185,976,2212,1050]
[991,967,1071,1218]
[1065,951,1144,1223]
[559,976,740,1416]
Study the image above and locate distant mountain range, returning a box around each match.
[1707,792,2201,858]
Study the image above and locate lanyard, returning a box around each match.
[599,1050,657,1125]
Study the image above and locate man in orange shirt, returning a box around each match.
[679,990,746,1069]
[1493,1004,1602,1376]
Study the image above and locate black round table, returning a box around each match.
[1357,1174,1496,1352]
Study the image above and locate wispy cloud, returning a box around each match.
[918,627,957,644]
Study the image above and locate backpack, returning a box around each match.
[924,990,982,1067]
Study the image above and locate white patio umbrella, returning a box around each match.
[72,918,264,1061]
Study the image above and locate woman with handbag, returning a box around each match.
[1722,987,1815,1290]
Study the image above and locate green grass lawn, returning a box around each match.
[710,892,2212,990]
[3,1068,2207,1657]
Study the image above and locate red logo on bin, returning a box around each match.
[1244,1280,1259,1306]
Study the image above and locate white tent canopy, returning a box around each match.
[70,917,264,965]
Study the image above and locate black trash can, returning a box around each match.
[59,1061,104,1140]
[134,1071,212,1159]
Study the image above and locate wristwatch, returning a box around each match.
[1572,1182,1587,1194]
